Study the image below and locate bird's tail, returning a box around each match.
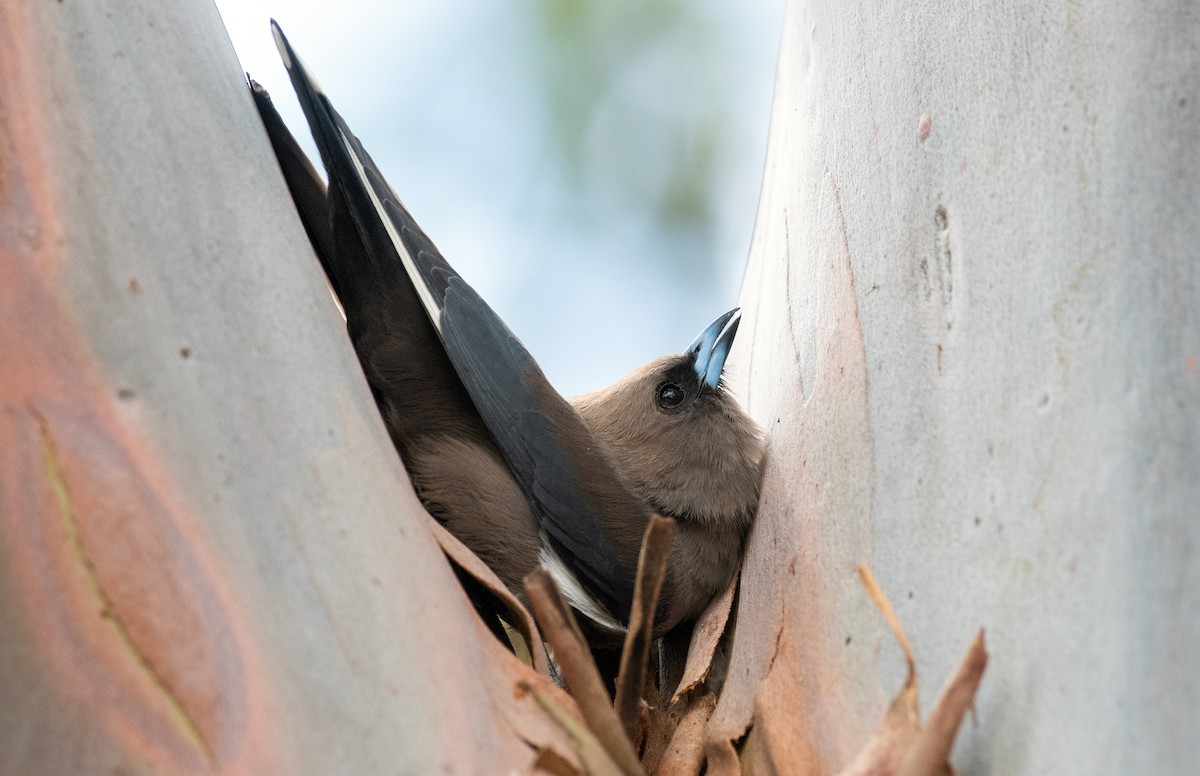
[249,78,341,296]
[268,21,452,331]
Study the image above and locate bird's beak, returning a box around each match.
[687,308,742,390]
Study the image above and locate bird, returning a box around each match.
[252,22,764,655]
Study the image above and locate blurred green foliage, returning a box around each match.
[524,1,737,274]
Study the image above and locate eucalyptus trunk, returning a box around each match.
[719,1,1200,773]
[0,1,574,772]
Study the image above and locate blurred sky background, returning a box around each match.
[216,1,783,395]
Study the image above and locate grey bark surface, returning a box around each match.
[0,1,570,773]
[5,0,1198,773]
[727,0,1199,772]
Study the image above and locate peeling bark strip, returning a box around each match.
[614,516,677,740]
[897,633,988,776]
[520,519,735,775]
[857,566,916,682]
[671,562,738,705]
[525,569,645,775]
[688,565,987,775]
[654,693,716,776]
[523,681,626,776]
[426,515,551,676]
[836,568,987,776]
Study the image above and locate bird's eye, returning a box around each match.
[655,382,686,410]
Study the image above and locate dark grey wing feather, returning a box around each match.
[440,278,646,613]
[271,22,648,620]
[253,53,488,459]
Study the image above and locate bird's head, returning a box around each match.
[573,309,765,529]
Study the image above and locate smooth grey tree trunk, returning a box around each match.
[0,1,575,773]
[719,0,1200,773]
[4,0,1197,774]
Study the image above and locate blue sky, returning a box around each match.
[216,1,782,395]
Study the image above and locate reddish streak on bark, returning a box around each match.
[708,173,877,773]
[0,10,278,770]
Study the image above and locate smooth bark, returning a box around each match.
[0,1,575,773]
[719,1,1200,773]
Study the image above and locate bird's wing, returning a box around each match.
[269,22,649,620]
[252,73,484,458]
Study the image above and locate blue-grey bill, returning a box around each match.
[688,308,741,389]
